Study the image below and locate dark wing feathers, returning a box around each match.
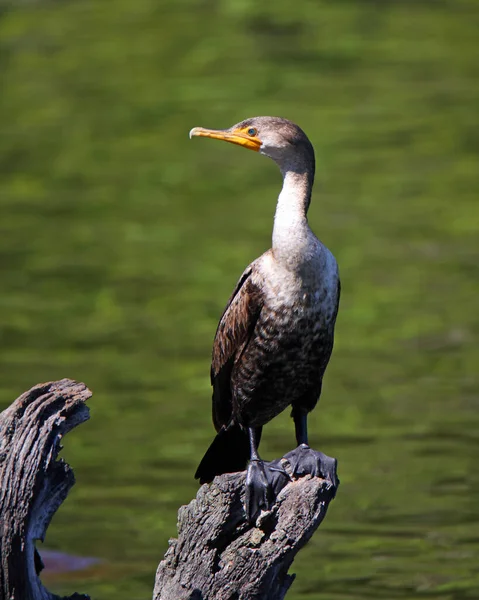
[211,264,263,431]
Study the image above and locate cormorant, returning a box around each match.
[190,117,340,522]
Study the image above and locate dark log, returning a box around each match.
[154,467,338,600]
[0,379,91,600]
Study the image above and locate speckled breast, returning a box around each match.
[232,292,337,427]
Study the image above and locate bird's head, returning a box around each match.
[189,116,315,177]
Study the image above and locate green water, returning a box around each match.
[1,1,478,598]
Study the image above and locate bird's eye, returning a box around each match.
[247,127,257,136]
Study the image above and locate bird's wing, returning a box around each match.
[210,262,264,431]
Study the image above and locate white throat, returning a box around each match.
[272,169,315,269]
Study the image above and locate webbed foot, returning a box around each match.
[283,443,339,492]
[244,458,289,523]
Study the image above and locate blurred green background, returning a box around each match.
[1,0,478,598]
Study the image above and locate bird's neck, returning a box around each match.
[272,166,314,268]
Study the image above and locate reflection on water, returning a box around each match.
[1,0,478,598]
[39,549,101,575]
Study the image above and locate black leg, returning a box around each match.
[293,410,308,446]
[244,427,289,523]
[248,427,262,459]
[244,428,270,523]
[285,409,339,492]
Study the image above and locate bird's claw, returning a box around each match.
[244,458,289,523]
[283,443,339,492]
[244,446,339,522]
[264,457,290,497]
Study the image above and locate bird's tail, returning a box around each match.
[195,424,255,484]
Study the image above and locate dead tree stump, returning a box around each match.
[0,379,91,600]
[0,381,338,600]
[154,468,337,600]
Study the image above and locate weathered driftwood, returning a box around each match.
[0,379,91,600]
[154,467,338,600]
[0,380,338,600]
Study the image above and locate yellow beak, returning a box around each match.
[189,127,262,152]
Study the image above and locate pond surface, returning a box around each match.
[1,1,478,598]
